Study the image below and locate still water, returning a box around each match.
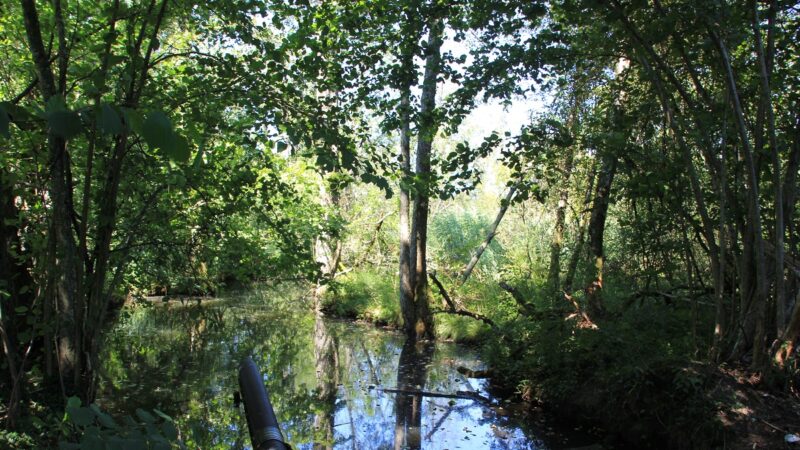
[97,293,549,449]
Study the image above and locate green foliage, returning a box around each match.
[58,397,182,450]
[484,296,721,447]
[430,208,504,277]
[322,268,402,327]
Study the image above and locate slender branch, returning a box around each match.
[429,271,495,327]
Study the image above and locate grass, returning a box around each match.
[322,267,492,342]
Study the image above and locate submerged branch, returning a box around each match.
[374,387,491,404]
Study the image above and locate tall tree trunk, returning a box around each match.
[409,16,443,341]
[399,74,415,336]
[752,1,785,336]
[21,0,82,395]
[713,31,770,370]
[459,185,516,285]
[586,154,616,318]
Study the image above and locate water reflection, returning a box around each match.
[98,298,547,449]
[313,313,338,450]
[394,339,435,450]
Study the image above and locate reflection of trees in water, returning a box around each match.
[313,313,339,450]
[99,302,315,448]
[393,339,435,450]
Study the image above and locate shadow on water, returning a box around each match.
[98,296,556,449]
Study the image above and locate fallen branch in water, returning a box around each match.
[373,386,491,404]
[429,272,496,328]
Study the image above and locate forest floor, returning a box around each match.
[713,365,800,449]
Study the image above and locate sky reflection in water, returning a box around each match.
[98,298,545,449]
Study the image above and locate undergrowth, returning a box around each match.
[322,267,493,342]
[484,294,722,449]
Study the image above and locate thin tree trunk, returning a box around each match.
[753,1,785,336]
[713,94,729,361]
[564,163,597,293]
[399,79,415,336]
[459,185,516,285]
[547,102,580,301]
[586,154,616,318]
[409,16,443,341]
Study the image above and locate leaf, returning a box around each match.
[66,396,82,409]
[123,109,144,134]
[90,404,117,429]
[46,95,67,113]
[141,111,174,151]
[80,431,106,450]
[161,421,178,441]
[48,110,83,139]
[0,103,9,138]
[135,408,156,424]
[170,134,191,162]
[152,408,173,422]
[66,406,96,427]
[121,438,147,450]
[98,104,123,135]
[108,54,126,66]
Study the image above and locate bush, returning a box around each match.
[484,297,721,448]
[322,268,402,327]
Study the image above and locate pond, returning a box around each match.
[97,290,562,449]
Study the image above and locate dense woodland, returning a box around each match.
[1,0,799,448]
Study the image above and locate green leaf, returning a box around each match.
[0,103,9,138]
[135,408,156,424]
[98,104,123,136]
[276,141,287,152]
[141,111,174,151]
[161,421,178,440]
[14,306,28,314]
[152,408,173,422]
[108,54,126,66]
[66,396,82,409]
[123,109,144,134]
[90,404,117,429]
[48,110,83,139]
[170,134,191,162]
[46,95,67,113]
[67,406,96,427]
[121,438,147,450]
[80,430,106,450]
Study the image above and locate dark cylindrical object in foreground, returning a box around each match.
[238,357,289,450]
